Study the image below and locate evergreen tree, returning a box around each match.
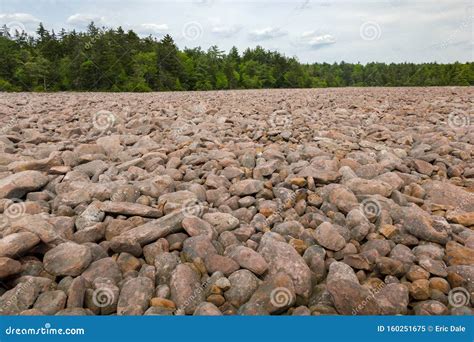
[0,22,471,91]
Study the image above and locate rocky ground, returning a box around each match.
[0,87,472,316]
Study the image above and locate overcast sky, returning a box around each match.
[0,0,472,63]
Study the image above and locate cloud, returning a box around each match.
[0,13,41,24]
[249,27,287,41]
[138,23,169,35]
[66,13,106,27]
[211,25,241,37]
[300,30,336,48]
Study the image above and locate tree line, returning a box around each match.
[0,23,472,92]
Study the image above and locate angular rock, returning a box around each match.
[193,302,222,315]
[0,257,22,278]
[182,216,217,240]
[245,272,295,314]
[226,245,269,276]
[99,201,162,218]
[0,232,40,258]
[0,171,49,198]
[445,241,474,266]
[44,242,93,277]
[224,270,260,307]
[82,257,122,284]
[258,233,312,298]
[33,290,67,315]
[204,254,239,276]
[170,264,206,315]
[313,222,346,251]
[230,179,264,196]
[202,212,239,234]
[117,277,154,315]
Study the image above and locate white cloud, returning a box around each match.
[138,23,169,35]
[0,0,471,64]
[66,13,106,27]
[211,25,241,37]
[249,27,287,41]
[0,13,41,24]
[300,30,336,48]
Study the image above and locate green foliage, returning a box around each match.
[0,23,472,92]
[0,78,16,91]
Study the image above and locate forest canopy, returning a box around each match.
[0,22,473,92]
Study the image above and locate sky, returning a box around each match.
[0,0,472,64]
